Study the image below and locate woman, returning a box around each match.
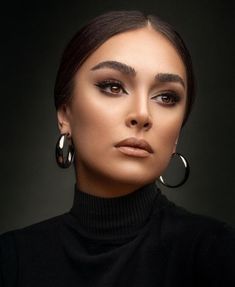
[0,10,234,287]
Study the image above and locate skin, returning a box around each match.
[57,25,187,198]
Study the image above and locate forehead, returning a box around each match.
[78,26,186,82]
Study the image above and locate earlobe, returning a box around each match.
[56,105,72,135]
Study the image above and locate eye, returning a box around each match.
[95,79,127,95]
[152,92,181,106]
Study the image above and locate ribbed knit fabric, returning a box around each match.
[0,183,235,287]
[70,182,160,239]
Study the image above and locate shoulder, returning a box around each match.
[0,230,20,286]
[0,213,69,246]
[154,192,235,256]
[161,200,235,255]
[0,213,69,285]
[156,192,235,238]
[156,194,235,284]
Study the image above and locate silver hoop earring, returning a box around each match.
[159,152,190,188]
[55,133,74,168]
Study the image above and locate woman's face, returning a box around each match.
[58,26,187,197]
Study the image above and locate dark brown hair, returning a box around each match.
[54,10,196,126]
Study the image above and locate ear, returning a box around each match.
[56,104,72,136]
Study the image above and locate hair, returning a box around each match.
[54,10,196,126]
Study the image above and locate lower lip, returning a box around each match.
[116,146,151,158]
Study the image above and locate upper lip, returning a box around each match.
[115,137,154,153]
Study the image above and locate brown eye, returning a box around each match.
[110,84,121,93]
[152,92,180,106]
[95,80,127,95]
[161,94,173,103]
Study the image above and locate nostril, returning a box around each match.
[131,120,138,125]
[143,122,149,128]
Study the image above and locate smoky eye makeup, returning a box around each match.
[151,91,181,106]
[94,79,128,95]
[93,75,185,106]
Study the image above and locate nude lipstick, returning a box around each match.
[115,137,154,158]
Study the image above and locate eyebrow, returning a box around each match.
[156,73,185,89]
[90,60,185,89]
[91,60,136,77]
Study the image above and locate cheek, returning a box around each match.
[159,121,181,147]
[149,118,182,178]
[153,109,184,148]
[68,92,118,157]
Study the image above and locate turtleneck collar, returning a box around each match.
[69,182,161,239]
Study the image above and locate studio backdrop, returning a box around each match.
[1,0,234,233]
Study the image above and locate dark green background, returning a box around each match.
[1,0,234,233]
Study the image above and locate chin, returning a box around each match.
[104,167,158,187]
[120,177,156,188]
[76,155,162,189]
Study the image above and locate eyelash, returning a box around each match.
[151,92,180,106]
[95,79,127,95]
[94,80,180,106]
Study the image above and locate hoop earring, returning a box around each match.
[158,152,190,188]
[55,133,74,168]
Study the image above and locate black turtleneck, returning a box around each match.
[70,182,160,239]
[0,183,235,286]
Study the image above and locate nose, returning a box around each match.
[125,100,152,131]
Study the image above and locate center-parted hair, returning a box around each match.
[54,10,196,126]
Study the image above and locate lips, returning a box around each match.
[115,137,154,154]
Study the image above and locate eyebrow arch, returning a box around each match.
[91,60,136,77]
[156,73,185,89]
[90,60,185,89]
